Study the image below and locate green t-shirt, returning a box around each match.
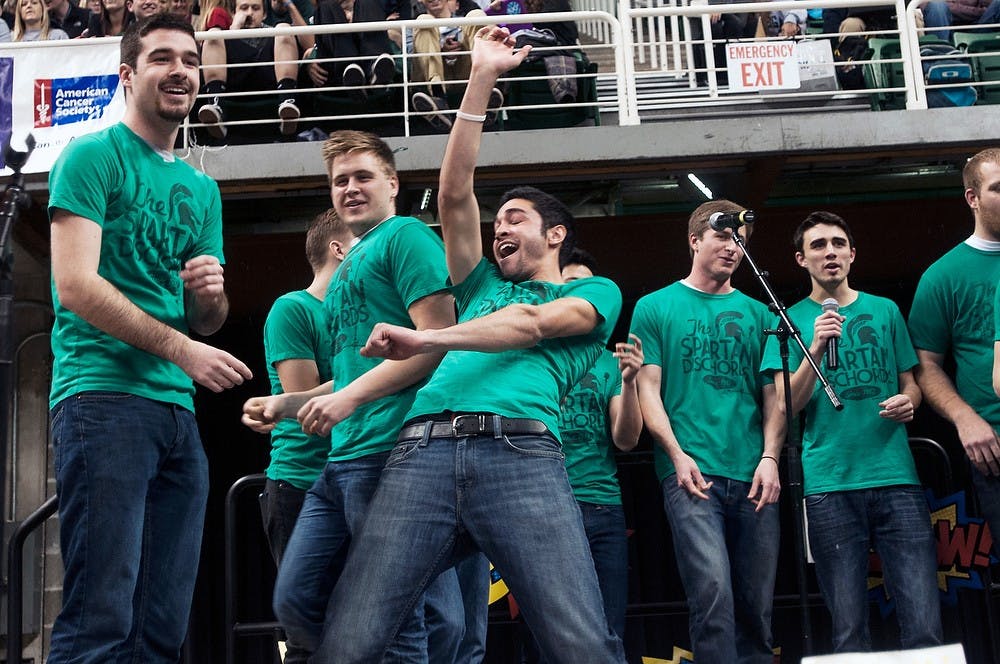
[47,123,223,411]
[761,293,920,495]
[560,350,622,505]
[264,289,332,490]
[325,216,448,462]
[406,259,623,441]
[909,242,1000,429]
[629,281,771,483]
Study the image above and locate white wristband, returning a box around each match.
[455,110,487,123]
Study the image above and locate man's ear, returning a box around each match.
[546,224,566,247]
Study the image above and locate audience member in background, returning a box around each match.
[86,0,101,17]
[130,0,167,21]
[762,3,806,36]
[402,0,497,132]
[307,0,396,101]
[196,0,232,30]
[1,0,12,29]
[198,0,303,139]
[46,0,87,37]
[923,0,1000,41]
[170,0,191,22]
[85,0,133,36]
[0,19,8,36]
[687,0,756,85]
[265,0,311,25]
[264,0,314,56]
[13,0,68,39]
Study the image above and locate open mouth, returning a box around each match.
[162,83,190,96]
[496,241,517,259]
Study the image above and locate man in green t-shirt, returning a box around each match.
[241,131,463,661]
[910,148,1000,554]
[47,15,253,663]
[629,199,783,664]
[311,27,627,664]
[259,209,351,664]
[762,212,941,654]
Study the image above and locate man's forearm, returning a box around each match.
[60,271,192,366]
[337,352,446,409]
[917,361,978,425]
[186,290,229,336]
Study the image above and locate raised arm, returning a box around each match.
[361,295,598,360]
[438,26,530,285]
[915,348,1000,475]
[608,334,643,452]
[52,210,251,392]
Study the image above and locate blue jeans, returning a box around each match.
[523,501,628,663]
[272,453,463,663]
[454,552,490,664]
[806,486,943,652]
[662,475,779,664]
[971,464,1000,557]
[259,479,310,664]
[315,428,626,664]
[923,0,1000,40]
[48,392,209,664]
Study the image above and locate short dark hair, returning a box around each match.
[120,14,196,70]
[793,211,855,253]
[964,148,1000,195]
[305,208,351,272]
[498,186,576,268]
[562,246,598,272]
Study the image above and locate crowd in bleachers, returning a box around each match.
[3,0,1000,142]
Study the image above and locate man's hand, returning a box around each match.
[956,411,1000,476]
[614,333,643,383]
[232,8,252,28]
[176,339,252,392]
[878,393,915,423]
[361,323,428,361]
[297,392,358,436]
[472,26,532,76]
[181,255,225,301]
[779,21,800,36]
[748,457,780,511]
[810,309,843,358]
[673,452,713,500]
[242,394,289,433]
[308,61,329,86]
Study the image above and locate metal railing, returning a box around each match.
[3,2,1000,151]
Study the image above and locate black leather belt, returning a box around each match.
[397,414,548,441]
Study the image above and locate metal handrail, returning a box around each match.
[224,473,273,664]
[6,494,57,662]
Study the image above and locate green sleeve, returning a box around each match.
[386,220,449,309]
[47,133,120,227]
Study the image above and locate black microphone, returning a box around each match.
[708,209,756,231]
[822,297,839,370]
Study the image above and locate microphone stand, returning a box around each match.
[0,134,36,606]
[730,227,842,658]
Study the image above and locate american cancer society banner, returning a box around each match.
[0,39,125,174]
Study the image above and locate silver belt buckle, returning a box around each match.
[451,414,487,436]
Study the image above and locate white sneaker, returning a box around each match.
[278,98,300,136]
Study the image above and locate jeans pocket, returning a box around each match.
[384,439,422,468]
[501,434,564,460]
[805,493,829,508]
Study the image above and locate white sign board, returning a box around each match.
[0,40,125,175]
[726,41,801,92]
